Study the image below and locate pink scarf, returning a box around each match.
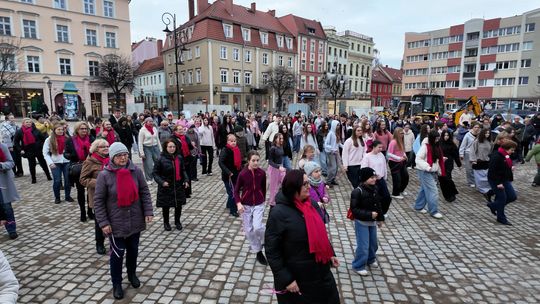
[22,126,36,146]
[498,147,513,168]
[114,167,139,207]
[74,136,91,161]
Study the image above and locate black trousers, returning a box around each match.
[346,165,361,189]
[265,140,271,160]
[110,232,140,285]
[27,153,51,181]
[163,207,182,225]
[74,181,86,217]
[200,145,214,174]
[389,160,409,196]
[94,214,105,246]
[10,149,23,175]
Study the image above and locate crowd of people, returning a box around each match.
[0,107,539,302]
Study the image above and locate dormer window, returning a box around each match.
[286,37,293,49]
[260,32,268,45]
[223,23,233,38]
[242,28,251,41]
[308,27,316,35]
[277,35,284,48]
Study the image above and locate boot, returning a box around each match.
[87,208,95,220]
[164,222,171,231]
[96,243,106,255]
[80,210,87,222]
[31,177,36,184]
[175,221,183,231]
[112,284,124,299]
[128,273,141,288]
[256,251,268,265]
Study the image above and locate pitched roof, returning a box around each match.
[371,69,392,84]
[131,39,144,51]
[134,56,163,75]
[278,14,327,39]
[379,65,402,82]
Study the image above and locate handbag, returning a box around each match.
[69,162,83,179]
[347,186,363,220]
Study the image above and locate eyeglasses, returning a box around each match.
[302,181,310,187]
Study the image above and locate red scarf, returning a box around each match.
[0,146,6,162]
[498,147,513,168]
[426,144,446,177]
[175,134,191,157]
[227,144,241,170]
[22,126,36,146]
[294,198,334,264]
[114,167,139,208]
[104,129,116,145]
[174,156,182,181]
[95,126,101,135]
[144,124,154,135]
[56,135,66,154]
[74,136,91,161]
[91,152,109,169]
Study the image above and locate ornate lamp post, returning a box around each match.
[46,80,53,115]
[162,12,187,115]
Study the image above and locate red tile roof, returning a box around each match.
[134,56,164,75]
[278,14,327,39]
[379,65,402,82]
[371,69,392,84]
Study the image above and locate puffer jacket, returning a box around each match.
[153,153,189,208]
[79,155,108,208]
[93,160,153,238]
[350,184,385,222]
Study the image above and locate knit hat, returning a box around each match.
[359,167,377,183]
[143,117,154,124]
[303,161,321,176]
[234,125,244,133]
[109,142,129,160]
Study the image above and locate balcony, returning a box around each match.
[464,56,477,63]
[462,72,476,78]
[465,39,479,48]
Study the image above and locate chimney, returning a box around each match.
[157,39,163,55]
[385,65,388,68]
[223,0,233,14]
[197,0,210,15]
[188,0,195,19]
[268,9,275,16]
[251,2,256,11]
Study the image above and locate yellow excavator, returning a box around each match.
[453,96,482,126]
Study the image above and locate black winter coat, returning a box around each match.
[440,141,462,175]
[115,125,134,148]
[153,153,189,208]
[218,146,240,183]
[350,184,385,222]
[488,151,514,185]
[13,126,46,157]
[63,136,94,163]
[265,192,340,304]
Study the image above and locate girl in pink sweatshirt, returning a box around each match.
[361,140,392,217]
[387,127,409,199]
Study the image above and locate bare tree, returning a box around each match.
[96,54,135,108]
[265,66,296,112]
[319,65,348,114]
[0,37,25,92]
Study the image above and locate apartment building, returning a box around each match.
[162,0,297,113]
[402,8,540,104]
[339,30,375,99]
[0,0,132,118]
[134,56,166,110]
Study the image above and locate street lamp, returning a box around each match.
[46,80,53,115]
[162,12,187,115]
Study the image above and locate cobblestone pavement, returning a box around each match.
[2,151,540,304]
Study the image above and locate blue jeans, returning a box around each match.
[293,135,301,153]
[282,156,292,171]
[51,163,71,200]
[110,232,140,285]
[142,145,160,181]
[319,151,328,175]
[414,170,440,215]
[488,180,517,222]
[224,180,238,214]
[352,221,378,271]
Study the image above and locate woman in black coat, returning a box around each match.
[114,117,134,159]
[217,115,233,152]
[265,170,340,304]
[14,118,51,183]
[439,130,461,202]
[487,140,518,226]
[153,139,189,231]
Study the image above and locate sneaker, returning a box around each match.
[532,183,537,187]
[256,251,268,265]
[65,197,75,203]
[356,269,369,276]
[431,212,443,219]
[391,195,404,199]
[54,198,61,204]
[401,191,408,196]
[207,172,213,176]
[369,261,379,268]
[8,232,18,240]
[469,184,476,188]
[383,213,389,220]
[147,180,154,185]
[415,208,428,214]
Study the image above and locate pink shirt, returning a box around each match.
[360,152,387,180]
[374,130,393,152]
[387,140,405,162]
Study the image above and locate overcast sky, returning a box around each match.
[130,0,539,67]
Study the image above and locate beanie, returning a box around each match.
[109,142,129,160]
[303,161,321,176]
[359,167,377,183]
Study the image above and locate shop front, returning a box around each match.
[217,86,271,112]
[0,88,46,117]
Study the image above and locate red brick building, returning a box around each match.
[371,69,393,107]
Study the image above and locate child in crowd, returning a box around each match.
[218,134,241,217]
[267,133,286,207]
[304,161,330,223]
[360,140,392,217]
[297,144,316,170]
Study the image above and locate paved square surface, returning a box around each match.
[2,153,539,303]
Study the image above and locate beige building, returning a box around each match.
[163,0,297,113]
[340,30,375,98]
[0,0,132,118]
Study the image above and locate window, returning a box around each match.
[220,46,227,59]
[496,61,517,70]
[187,70,193,84]
[494,78,515,86]
[20,0,34,3]
[86,29,97,46]
[233,70,240,84]
[220,69,228,83]
[223,24,233,38]
[195,46,200,58]
[309,77,314,90]
[89,60,99,76]
[242,28,250,41]
[301,39,307,51]
[538,76,540,85]
[288,57,293,68]
[319,41,323,53]
[54,0,66,9]
[521,59,531,68]
[195,69,201,83]
[84,0,95,14]
[105,32,116,48]
[244,71,252,85]
[56,25,69,42]
[22,20,37,39]
[310,40,315,52]
[277,35,284,48]
[103,0,114,17]
[0,17,10,36]
[59,58,71,75]
[168,73,174,86]
[180,72,185,84]
[525,23,535,32]
[262,53,268,65]
[318,62,323,73]
[260,32,268,45]
[497,43,520,53]
[300,77,306,89]
[27,56,39,73]
[301,59,306,70]
[278,56,283,66]
[244,50,251,62]
[262,73,269,85]
[286,38,292,49]
[518,77,529,85]
[232,48,239,61]
[309,60,314,71]
[523,41,533,51]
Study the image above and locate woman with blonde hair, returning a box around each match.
[14,118,52,183]
[80,138,110,254]
[387,127,409,199]
[64,122,93,222]
[43,123,72,204]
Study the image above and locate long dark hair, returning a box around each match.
[439,130,455,149]
[477,128,492,143]
[351,125,364,148]
[282,170,305,201]
[427,130,441,159]
[318,121,329,136]
[420,124,430,142]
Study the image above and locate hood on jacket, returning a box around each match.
[330,120,339,133]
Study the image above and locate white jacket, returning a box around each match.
[415,138,441,174]
[42,137,70,166]
[138,126,160,157]
[197,125,215,147]
[0,250,18,304]
[459,131,476,157]
[261,122,280,142]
